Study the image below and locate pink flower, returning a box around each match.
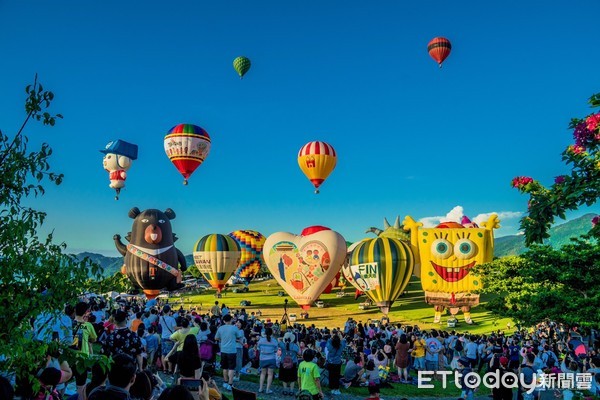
[586,113,600,131]
[593,216,600,227]
[554,176,566,184]
[511,176,534,190]
[568,145,586,155]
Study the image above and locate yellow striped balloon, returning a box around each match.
[193,234,241,292]
[343,237,414,314]
[297,141,337,194]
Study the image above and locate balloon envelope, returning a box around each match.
[343,237,414,314]
[428,37,452,67]
[298,141,337,193]
[193,234,241,292]
[263,226,347,309]
[233,56,251,78]
[228,230,266,283]
[164,124,211,184]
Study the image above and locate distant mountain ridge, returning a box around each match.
[494,213,598,257]
[76,214,598,273]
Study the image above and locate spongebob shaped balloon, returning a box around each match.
[403,214,500,324]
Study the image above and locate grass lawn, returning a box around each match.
[168,276,513,335]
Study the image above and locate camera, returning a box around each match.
[181,379,203,391]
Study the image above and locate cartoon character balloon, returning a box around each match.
[100,140,138,200]
[114,207,187,299]
[233,56,251,79]
[228,230,266,286]
[403,214,500,324]
[428,37,452,68]
[343,237,414,315]
[193,234,241,293]
[164,124,211,185]
[298,141,337,194]
[264,226,347,310]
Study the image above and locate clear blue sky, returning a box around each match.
[1,1,599,256]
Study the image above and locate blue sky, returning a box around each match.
[1,1,599,256]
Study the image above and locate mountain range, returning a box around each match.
[75,213,597,276]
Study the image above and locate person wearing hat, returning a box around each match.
[279,331,301,395]
[489,355,514,400]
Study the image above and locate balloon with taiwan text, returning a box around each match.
[343,237,414,315]
[298,141,337,194]
[193,234,241,293]
[263,226,347,309]
[164,123,211,185]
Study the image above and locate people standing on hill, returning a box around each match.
[395,334,411,383]
[326,330,346,395]
[215,314,243,391]
[257,327,278,394]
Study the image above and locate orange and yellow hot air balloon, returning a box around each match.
[298,141,337,194]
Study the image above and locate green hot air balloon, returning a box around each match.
[233,56,251,79]
[342,237,414,315]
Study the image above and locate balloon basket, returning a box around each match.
[314,189,319,194]
[183,179,188,185]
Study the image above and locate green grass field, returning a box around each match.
[169,276,513,335]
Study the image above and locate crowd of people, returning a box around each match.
[1,294,599,400]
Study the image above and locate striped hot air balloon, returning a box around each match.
[427,37,452,68]
[298,141,337,194]
[228,230,266,285]
[343,237,414,314]
[164,124,211,185]
[233,56,251,79]
[193,234,241,292]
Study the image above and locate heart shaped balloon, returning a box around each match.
[263,226,347,310]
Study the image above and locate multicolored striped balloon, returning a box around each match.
[427,37,452,68]
[164,124,211,185]
[193,234,241,292]
[228,230,266,284]
[233,56,251,79]
[297,141,337,194]
[343,237,414,314]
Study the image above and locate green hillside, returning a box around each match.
[494,213,597,257]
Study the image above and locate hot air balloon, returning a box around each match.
[228,230,266,286]
[100,139,138,200]
[428,37,452,68]
[403,214,499,324]
[342,237,414,314]
[193,234,241,293]
[233,56,251,79]
[263,226,347,310]
[113,208,187,299]
[164,124,211,185]
[298,141,337,194]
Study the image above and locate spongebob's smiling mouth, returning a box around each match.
[431,261,476,282]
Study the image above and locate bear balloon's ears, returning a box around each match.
[164,208,176,220]
[128,207,176,220]
[129,207,141,219]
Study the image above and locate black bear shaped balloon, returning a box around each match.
[114,207,187,299]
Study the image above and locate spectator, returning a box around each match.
[215,314,242,391]
[101,310,143,370]
[298,349,323,400]
[175,335,202,379]
[73,301,98,399]
[88,354,137,400]
[341,355,364,388]
[395,333,411,383]
[279,331,301,395]
[325,331,346,395]
[258,327,277,394]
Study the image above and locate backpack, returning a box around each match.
[454,340,463,352]
[71,322,84,351]
[199,340,214,361]
[282,352,294,369]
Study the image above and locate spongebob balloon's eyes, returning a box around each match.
[431,239,453,259]
[454,239,477,259]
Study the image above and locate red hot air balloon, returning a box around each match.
[164,124,211,185]
[428,37,452,68]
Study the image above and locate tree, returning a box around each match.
[474,236,600,328]
[512,94,600,246]
[0,76,108,389]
